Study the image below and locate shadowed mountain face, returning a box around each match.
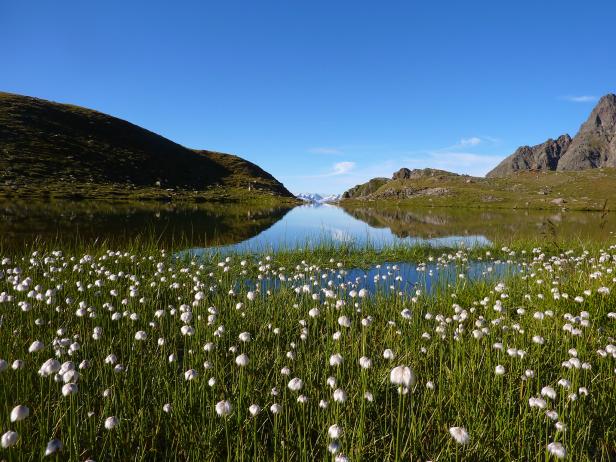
[487,94,616,177]
[0,200,293,249]
[0,92,293,197]
[340,205,616,242]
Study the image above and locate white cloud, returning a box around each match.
[560,95,597,103]
[332,161,356,175]
[308,147,343,155]
[402,151,502,177]
[460,137,482,146]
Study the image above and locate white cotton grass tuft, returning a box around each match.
[248,404,261,416]
[270,403,282,414]
[383,349,395,360]
[184,369,198,381]
[134,331,147,341]
[28,340,44,353]
[61,383,78,397]
[495,365,506,376]
[1,431,19,448]
[10,405,29,422]
[390,365,416,390]
[44,438,63,456]
[215,400,232,417]
[328,424,343,439]
[287,377,303,391]
[541,386,557,400]
[333,388,347,403]
[547,441,566,459]
[235,353,249,367]
[104,416,119,430]
[449,426,470,445]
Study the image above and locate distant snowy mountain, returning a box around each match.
[296,193,341,203]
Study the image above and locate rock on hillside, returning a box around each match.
[342,168,461,200]
[0,91,293,198]
[486,135,572,178]
[392,167,460,180]
[342,177,390,199]
[487,93,616,178]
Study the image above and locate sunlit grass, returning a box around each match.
[0,241,615,460]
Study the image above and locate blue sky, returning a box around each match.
[2,1,615,195]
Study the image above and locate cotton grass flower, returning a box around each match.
[270,403,282,414]
[541,386,557,400]
[235,353,249,367]
[328,424,343,439]
[44,438,62,456]
[495,365,505,376]
[333,388,347,403]
[449,426,470,445]
[1,431,18,448]
[134,331,147,341]
[248,404,261,416]
[390,365,416,389]
[10,405,29,422]
[28,340,44,353]
[288,377,303,391]
[215,400,232,417]
[547,441,566,459]
[104,416,119,430]
[184,369,198,381]
[61,383,78,396]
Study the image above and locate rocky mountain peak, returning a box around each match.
[487,93,616,177]
[583,93,616,131]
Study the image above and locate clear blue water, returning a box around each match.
[189,204,490,255]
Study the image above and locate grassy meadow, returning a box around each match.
[341,168,616,211]
[0,238,615,461]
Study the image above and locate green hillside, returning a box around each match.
[341,168,616,211]
[0,92,296,203]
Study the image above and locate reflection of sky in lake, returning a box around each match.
[189,204,490,256]
[237,260,518,296]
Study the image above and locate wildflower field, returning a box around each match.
[0,242,615,461]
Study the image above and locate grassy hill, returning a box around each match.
[341,168,616,211]
[0,92,296,203]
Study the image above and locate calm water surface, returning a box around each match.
[1,200,613,250]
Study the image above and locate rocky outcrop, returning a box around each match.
[557,94,616,171]
[487,93,616,178]
[342,177,390,199]
[393,168,459,180]
[486,135,572,178]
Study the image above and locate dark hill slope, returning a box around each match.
[0,92,293,199]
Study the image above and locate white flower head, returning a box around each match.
[449,426,470,445]
[215,400,232,417]
[104,416,119,430]
[10,405,29,422]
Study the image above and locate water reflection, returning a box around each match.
[246,260,519,297]
[0,200,293,248]
[1,200,613,251]
[340,205,615,242]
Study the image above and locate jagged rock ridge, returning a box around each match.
[487,93,616,177]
